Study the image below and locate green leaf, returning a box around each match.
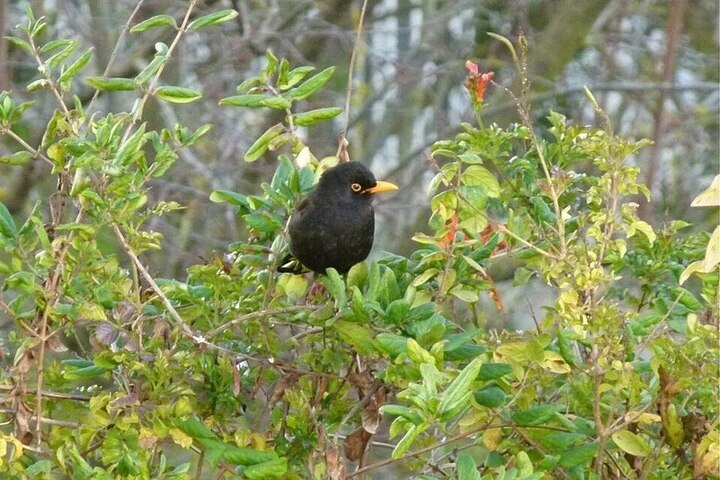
[512,405,557,426]
[322,267,347,305]
[405,338,435,365]
[477,363,512,381]
[437,357,483,421]
[243,458,288,479]
[264,50,278,77]
[386,299,410,325]
[284,66,316,89]
[558,441,598,468]
[629,312,663,337]
[135,53,168,86]
[0,202,17,237]
[58,48,93,83]
[177,417,217,440]
[26,79,49,92]
[5,36,32,53]
[376,333,408,358]
[629,220,656,244]
[85,76,137,91]
[63,363,111,380]
[46,40,78,68]
[664,403,684,448]
[235,77,264,94]
[474,385,507,408]
[244,124,284,162]
[285,66,336,100]
[531,196,556,223]
[702,225,720,272]
[291,107,342,127]
[456,453,481,480]
[260,96,292,110]
[392,425,424,458]
[691,174,720,207]
[155,86,202,104]
[222,446,278,466]
[450,287,479,303]
[346,262,368,290]
[611,430,652,457]
[513,267,534,286]
[219,94,270,107]
[379,405,425,425]
[331,320,377,355]
[130,14,177,33]
[187,9,239,30]
[460,165,500,197]
[0,151,34,166]
[412,268,439,287]
[536,432,587,451]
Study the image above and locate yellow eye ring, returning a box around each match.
[351,183,362,192]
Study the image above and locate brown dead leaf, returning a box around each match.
[347,371,373,393]
[361,397,381,434]
[95,322,120,346]
[231,357,242,396]
[326,447,346,480]
[13,350,34,375]
[14,401,32,444]
[139,430,158,449]
[659,366,681,397]
[46,333,68,352]
[269,371,302,407]
[111,389,139,408]
[152,319,170,345]
[313,375,328,407]
[344,426,371,462]
[112,301,136,325]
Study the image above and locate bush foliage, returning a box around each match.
[1,4,718,479]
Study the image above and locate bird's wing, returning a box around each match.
[277,253,308,274]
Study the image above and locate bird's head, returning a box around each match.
[317,162,398,201]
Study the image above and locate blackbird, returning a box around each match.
[280,162,398,274]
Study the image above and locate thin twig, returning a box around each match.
[0,385,91,402]
[33,208,84,448]
[206,305,314,338]
[86,0,147,115]
[112,223,193,337]
[345,423,569,478]
[337,0,370,162]
[341,0,370,136]
[121,0,198,143]
[0,408,82,429]
[495,224,557,259]
[0,127,54,167]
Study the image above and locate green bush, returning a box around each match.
[1,4,718,479]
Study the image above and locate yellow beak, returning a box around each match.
[365,180,399,195]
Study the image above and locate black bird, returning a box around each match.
[280,162,398,274]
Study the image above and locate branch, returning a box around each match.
[0,385,91,402]
[121,0,198,143]
[0,127,54,167]
[206,305,314,339]
[0,407,82,429]
[86,0,147,115]
[345,423,570,478]
[112,223,194,338]
[341,0,370,137]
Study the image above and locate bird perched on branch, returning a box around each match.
[279,162,398,274]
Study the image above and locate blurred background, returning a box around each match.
[1,0,718,322]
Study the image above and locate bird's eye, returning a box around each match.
[351,183,362,192]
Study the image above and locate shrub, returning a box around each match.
[1,4,717,479]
